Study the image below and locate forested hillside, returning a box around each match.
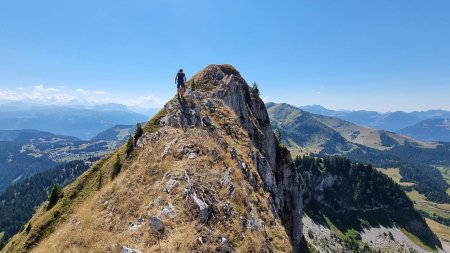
[0,160,90,248]
[0,140,55,193]
[347,143,450,203]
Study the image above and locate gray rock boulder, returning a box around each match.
[188,152,197,159]
[157,203,176,219]
[149,216,165,232]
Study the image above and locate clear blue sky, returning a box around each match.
[1,0,450,112]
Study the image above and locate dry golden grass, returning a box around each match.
[314,116,386,150]
[376,168,403,183]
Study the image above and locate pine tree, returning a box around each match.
[47,184,63,210]
[134,123,143,146]
[111,154,122,179]
[126,135,134,158]
[252,82,260,96]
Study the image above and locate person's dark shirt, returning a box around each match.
[176,72,186,84]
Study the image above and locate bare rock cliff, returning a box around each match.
[194,65,304,251]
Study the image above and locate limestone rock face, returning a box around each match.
[192,64,304,252]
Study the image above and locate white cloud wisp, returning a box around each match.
[0,85,165,109]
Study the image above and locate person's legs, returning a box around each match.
[181,83,186,96]
[177,83,181,97]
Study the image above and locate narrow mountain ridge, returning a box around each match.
[2,65,303,252]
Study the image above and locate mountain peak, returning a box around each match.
[191,64,243,87]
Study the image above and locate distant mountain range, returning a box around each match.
[0,103,150,140]
[300,104,450,134]
[267,102,450,203]
[398,118,450,142]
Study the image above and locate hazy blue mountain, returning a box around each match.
[300,104,450,133]
[0,104,149,140]
[299,104,337,115]
[376,111,419,131]
[410,110,450,120]
[398,118,450,142]
[0,130,38,142]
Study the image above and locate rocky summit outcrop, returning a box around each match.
[2,64,303,253]
[191,65,303,251]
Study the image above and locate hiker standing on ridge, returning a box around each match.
[175,68,187,98]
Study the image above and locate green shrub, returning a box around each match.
[360,219,371,229]
[388,231,394,241]
[252,82,260,96]
[47,184,63,210]
[126,135,134,158]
